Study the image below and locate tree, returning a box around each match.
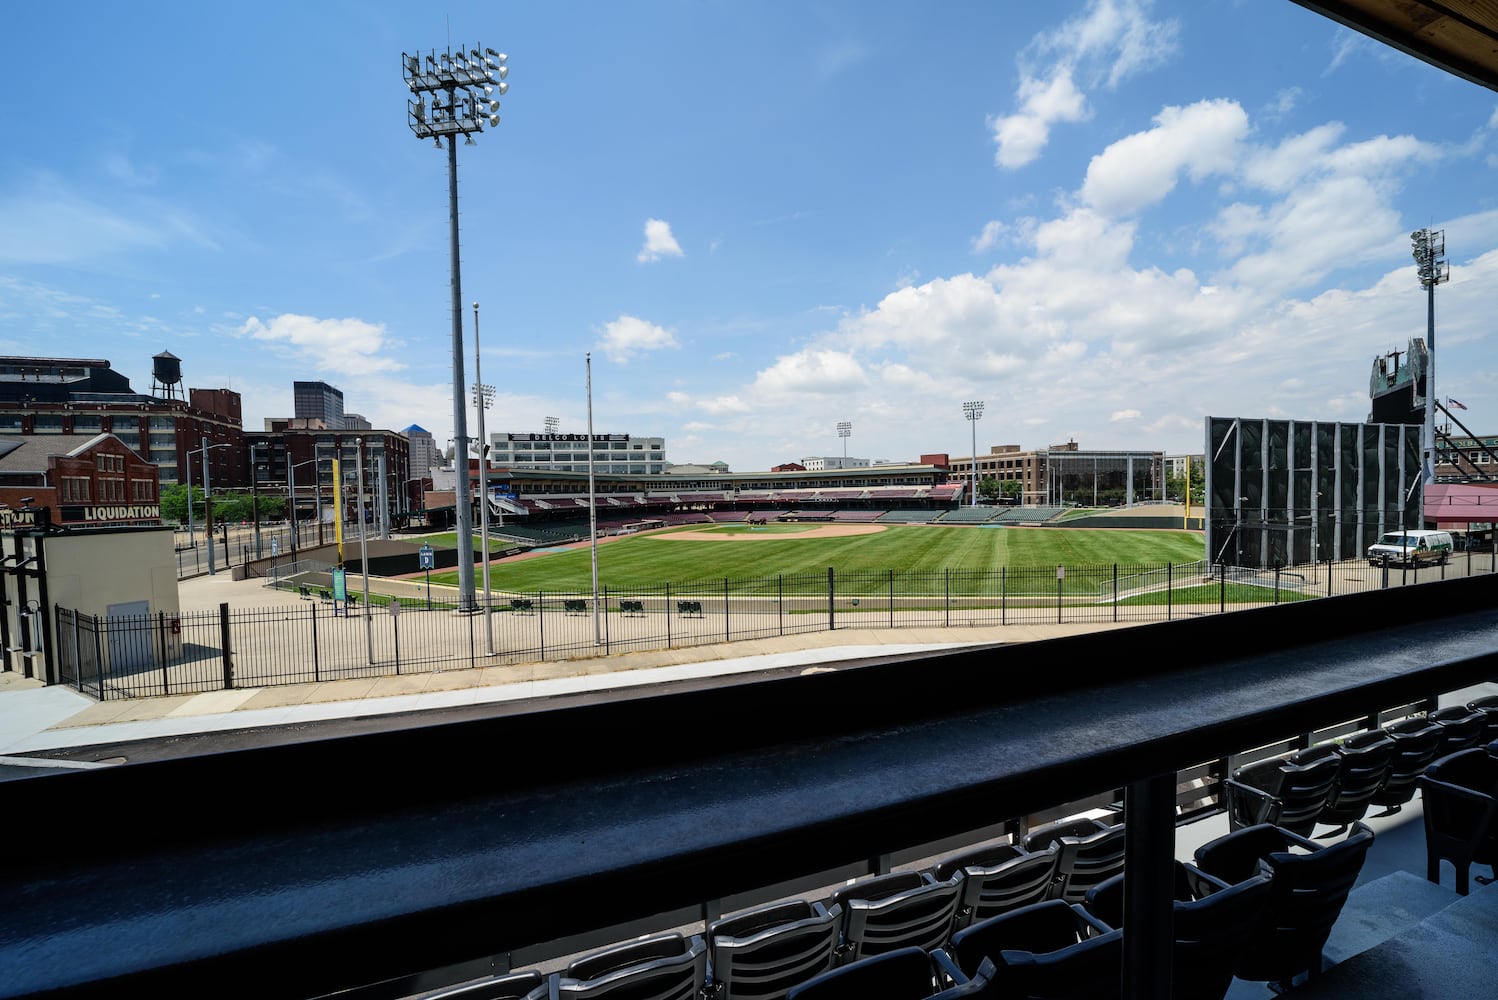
[159,483,202,526]
[978,476,1002,500]
[1000,479,1022,501]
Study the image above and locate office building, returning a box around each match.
[293,381,345,429]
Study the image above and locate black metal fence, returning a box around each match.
[56,551,1498,700]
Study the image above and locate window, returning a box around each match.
[132,479,153,500]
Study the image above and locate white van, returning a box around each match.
[1366,529,1454,567]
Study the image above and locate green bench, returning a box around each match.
[619,600,646,616]
[676,600,704,618]
[510,598,535,614]
[564,599,588,615]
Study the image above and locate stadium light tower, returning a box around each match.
[1412,228,1449,484]
[837,421,851,462]
[963,401,984,507]
[402,41,509,612]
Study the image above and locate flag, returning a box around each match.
[1449,398,1468,410]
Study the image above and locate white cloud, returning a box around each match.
[991,70,1088,169]
[637,218,684,263]
[752,349,868,395]
[991,0,1179,169]
[971,220,1007,253]
[238,314,402,376]
[1111,409,1141,421]
[598,315,679,362]
[1080,99,1249,216]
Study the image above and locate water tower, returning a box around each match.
[150,350,184,400]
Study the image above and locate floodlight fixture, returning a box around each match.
[837,421,852,459]
[1411,228,1450,485]
[963,401,984,508]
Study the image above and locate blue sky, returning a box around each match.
[2,1,1496,471]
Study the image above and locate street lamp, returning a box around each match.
[250,444,263,560]
[200,442,232,575]
[473,300,495,654]
[1412,228,1449,486]
[837,421,851,463]
[403,41,509,613]
[962,401,984,508]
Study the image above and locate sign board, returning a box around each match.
[419,544,435,570]
[1056,565,1065,581]
[271,537,279,557]
[388,599,400,618]
[332,568,347,602]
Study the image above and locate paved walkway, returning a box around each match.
[0,572,1144,755]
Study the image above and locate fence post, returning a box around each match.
[1166,563,1172,621]
[1327,556,1332,598]
[603,584,611,654]
[1001,567,1006,626]
[158,611,170,697]
[724,578,731,643]
[1274,562,1281,605]
[778,575,784,636]
[218,602,233,690]
[93,617,105,700]
[311,601,321,683]
[827,567,836,631]
[888,569,894,629]
[538,589,545,662]
[1219,564,1226,614]
[944,568,950,628]
[1112,564,1118,623]
[666,582,672,647]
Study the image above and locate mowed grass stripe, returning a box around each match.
[426,525,1204,592]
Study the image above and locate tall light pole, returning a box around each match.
[837,421,851,464]
[473,300,495,654]
[356,438,373,661]
[963,401,984,507]
[586,354,601,644]
[403,42,508,612]
[1412,228,1449,486]
[185,448,196,548]
[250,444,263,560]
[544,415,559,436]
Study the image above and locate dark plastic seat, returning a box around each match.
[1318,729,1396,831]
[785,946,998,1000]
[1467,695,1498,746]
[1022,818,1125,904]
[1193,822,1374,991]
[1418,747,1498,895]
[1369,718,1444,814]
[1224,744,1341,836]
[1429,705,1487,756]
[931,842,1059,927]
[425,970,550,1000]
[946,899,1121,1000]
[707,899,842,1000]
[557,933,708,1000]
[1083,862,1271,1000]
[828,870,963,964]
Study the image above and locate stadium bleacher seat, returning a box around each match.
[930,842,1058,928]
[707,899,841,1000]
[827,869,963,964]
[556,932,708,1000]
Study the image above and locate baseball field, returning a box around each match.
[422,522,1205,593]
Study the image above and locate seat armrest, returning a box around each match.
[931,948,969,985]
[1071,903,1114,936]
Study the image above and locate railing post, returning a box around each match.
[604,584,611,654]
[311,601,320,683]
[92,616,105,700]
[158,611,170,697]
[724,578,731,643]
[827,567,836,631]
[218,601,233,691]
[1219,563,1226,613]
[888,569,894,629]
[1057,565,1063,625]
[1166,563,1172,621]
[538,589,545,661]
[1001,566,1006,626]
[777,574,784,637]
[666,582,672,647]
[1113,563,1118,623]
[944,567,950,628]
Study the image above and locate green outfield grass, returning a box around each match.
[424,524,1204,593]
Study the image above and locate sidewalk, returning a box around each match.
[0,572,1144,756]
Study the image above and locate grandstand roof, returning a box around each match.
[1291,1,1498,92]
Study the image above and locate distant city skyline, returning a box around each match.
[3,2,1496,472]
